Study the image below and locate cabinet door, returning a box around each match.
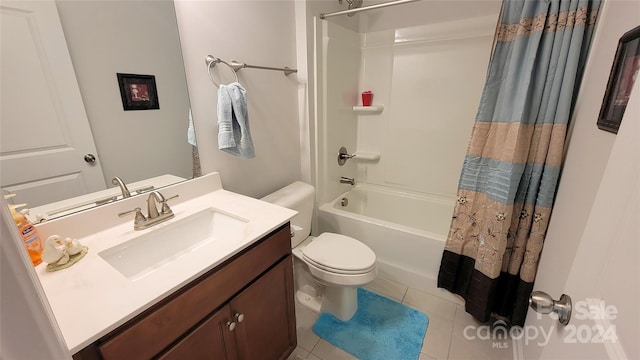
[232,256,296,360]
[159,305,238,360]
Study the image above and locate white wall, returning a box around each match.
[311,2,501,204]
[56,1,193,185]
[356,15,497,198]
[359,0,502,33]
[174,0,301,198]
[313,12,499,203]
[0,198,70,359]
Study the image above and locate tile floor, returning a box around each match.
[288,277,517,360]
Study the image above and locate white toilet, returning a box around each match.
[262,181,377,321]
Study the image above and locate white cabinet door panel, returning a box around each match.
[1,0,105,207]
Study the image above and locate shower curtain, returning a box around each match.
[437,0,600,326]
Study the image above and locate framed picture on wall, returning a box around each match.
[597,25,640,134]
[117,73,160,111]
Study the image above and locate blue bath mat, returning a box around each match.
[312,288,428,360]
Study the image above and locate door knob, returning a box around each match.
[84,154,96,163]
[529,291,572,325]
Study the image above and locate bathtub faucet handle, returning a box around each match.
[340,177,355,185]
[338,146,356,166]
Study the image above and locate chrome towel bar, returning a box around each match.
[205,55,297,88]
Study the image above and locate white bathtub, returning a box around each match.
[317,185,458,298]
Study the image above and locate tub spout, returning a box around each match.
[340,177,355,185]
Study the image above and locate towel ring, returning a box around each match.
[206,55,238,88]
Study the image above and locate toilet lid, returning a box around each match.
[300,233,376,272]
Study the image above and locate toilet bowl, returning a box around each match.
[293,233,376,320]
[262,181,377,321]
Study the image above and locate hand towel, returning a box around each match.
[187,108,197,146]
[217,82,255,159]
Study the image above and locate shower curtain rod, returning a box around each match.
[319,0,421,19]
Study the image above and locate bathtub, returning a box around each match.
[317,185,459,299]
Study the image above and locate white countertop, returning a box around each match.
[34,173,296,354]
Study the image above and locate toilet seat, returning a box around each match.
[300,233,376,274]
[302,257,377,287]
[293,233,377,287]
[301,255,376,275]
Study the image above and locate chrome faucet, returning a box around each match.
[112,177,131,198]
[146,191,166,219]
[340,176,355,185]
[118,191,179,230]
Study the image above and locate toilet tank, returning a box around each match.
[261,181,315,248]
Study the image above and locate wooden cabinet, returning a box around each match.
[159,305,238,360]
[231,257,295,360]
[73,223,296,360]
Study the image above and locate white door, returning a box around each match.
[520,81,639,359]
[0,0,106,207]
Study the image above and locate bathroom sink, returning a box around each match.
[99,208,248,280]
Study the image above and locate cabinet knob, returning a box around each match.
[234,312,245,323]
[226,320,236,331]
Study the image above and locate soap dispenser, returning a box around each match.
[6,195,43,266]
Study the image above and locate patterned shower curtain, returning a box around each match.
[437,0,600,326]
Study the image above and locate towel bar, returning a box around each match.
[205,55,297,88]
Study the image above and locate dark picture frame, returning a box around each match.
[117,73,160,111]
[597,25,640,134]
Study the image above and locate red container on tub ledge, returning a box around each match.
[362,91,373,106]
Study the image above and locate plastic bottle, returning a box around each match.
[8,203,43,266]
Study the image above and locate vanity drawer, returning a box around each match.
[96,224,291,360]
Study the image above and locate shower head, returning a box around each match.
[340,0,363,16]
[348,0,363,10]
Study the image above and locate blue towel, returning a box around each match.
[217,82,255,159]
[187,108,197,146]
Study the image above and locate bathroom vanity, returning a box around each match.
[33,173,298,359]
[75,224,295,360]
